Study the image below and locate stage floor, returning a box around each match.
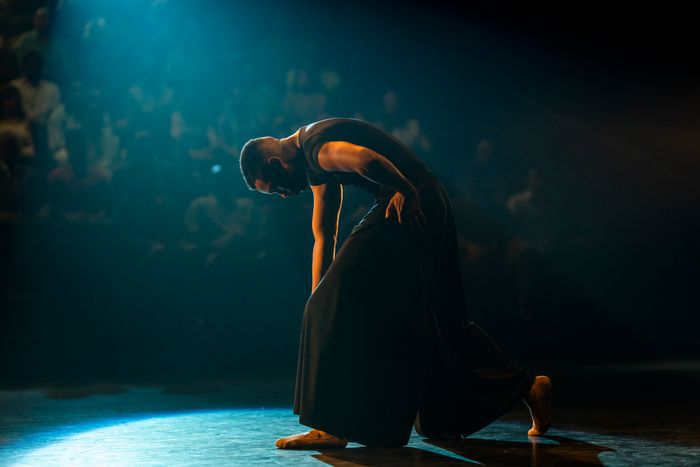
[1,362,699,466]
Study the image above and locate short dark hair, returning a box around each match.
[0,85,25,120]
[20,50,42,72]
[239,137,279,190]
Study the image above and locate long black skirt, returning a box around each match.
[293,169,533,447]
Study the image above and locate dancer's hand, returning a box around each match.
[385,189,427,235]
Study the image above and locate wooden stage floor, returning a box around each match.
[1,362,699,466]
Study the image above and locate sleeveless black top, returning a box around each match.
[299,118,428,199]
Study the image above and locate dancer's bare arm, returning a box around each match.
[317,141,426,232]
[311,182,342,292]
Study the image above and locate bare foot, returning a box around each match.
[275,429,348,449]
[524,375,552,436]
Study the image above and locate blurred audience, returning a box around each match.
[0,83,34,159]
[10,50,62,162]
[0,1,592,355]
[375,90,431,155]
[506,167,572,323]
[0,82,38,218]
[47,128,110,218]
[507,167,555,252]
[11,7,70,83]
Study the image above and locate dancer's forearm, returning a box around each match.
[312,236,336,292]
[359,153,418,198]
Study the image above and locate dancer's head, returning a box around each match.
[239,137,308,198]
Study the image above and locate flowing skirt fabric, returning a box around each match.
[293,169,533,447]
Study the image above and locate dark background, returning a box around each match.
[1,0,697,387]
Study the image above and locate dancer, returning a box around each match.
[239,118,551,449]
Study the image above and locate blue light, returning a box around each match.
[211,165,222,174]
[10,409,311,466]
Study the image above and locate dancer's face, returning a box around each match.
[254,157,307,198]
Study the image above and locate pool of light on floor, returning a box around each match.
[2,408,699,466]
[5,409,320,466]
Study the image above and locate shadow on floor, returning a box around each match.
[314,446,468,466]
[314,435,614,466]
